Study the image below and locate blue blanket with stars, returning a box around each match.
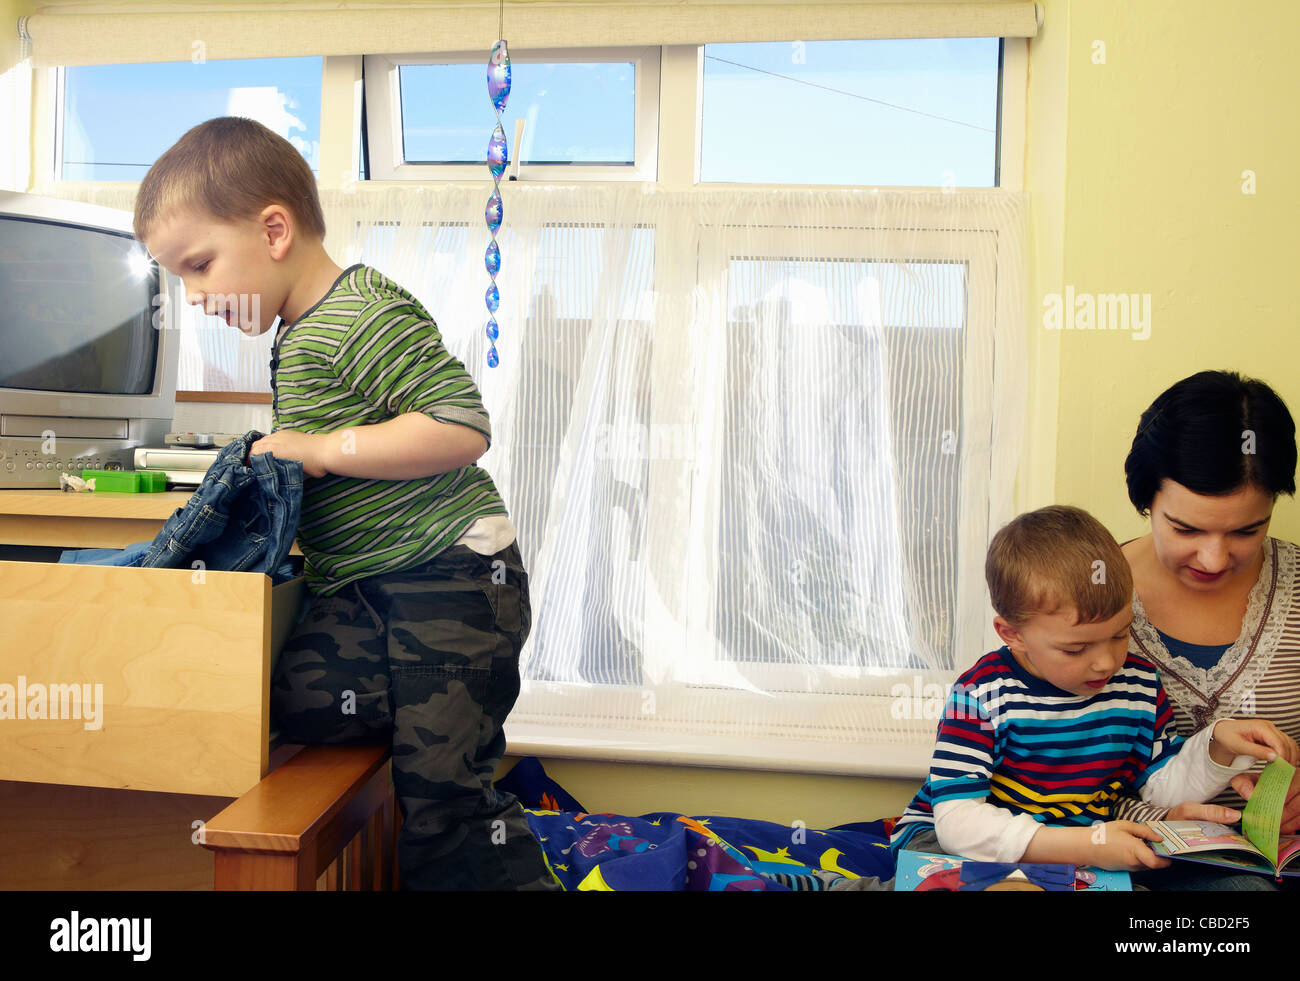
[520,810,895,890]
[495,758,894,891]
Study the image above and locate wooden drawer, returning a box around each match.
[0,560,303,798]
[0,489,303,555]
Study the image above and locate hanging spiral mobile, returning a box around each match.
[484,37,511,368]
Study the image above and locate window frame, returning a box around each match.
[490,196,1022,778]
[362,46,661,183]
[688,224,998,697]
[31,39,1027,194]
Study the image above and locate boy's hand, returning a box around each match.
[1232,768,1300,834]
[1022,822,1171,871]
[249,430,330,478]
[1209,719,1300,768]
[1085,822,1172,872]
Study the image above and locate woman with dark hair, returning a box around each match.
[1116,370,1300,889]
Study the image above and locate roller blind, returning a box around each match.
[21,1,1040,67]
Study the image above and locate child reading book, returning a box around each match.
[891,505,1299,873]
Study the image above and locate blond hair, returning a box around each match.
[985,505,1133,626]
[134,116,325,243]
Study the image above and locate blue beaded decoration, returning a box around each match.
[484,39,510,368]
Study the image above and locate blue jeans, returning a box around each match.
[58,540,152,567]
[60,539,297,584]
[58,430,301,584]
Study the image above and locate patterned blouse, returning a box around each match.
[1113,536,1300,821]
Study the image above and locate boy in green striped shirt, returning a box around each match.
[137,117,554,890]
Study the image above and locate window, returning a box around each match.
[36,39,1030,772]
[363,47,659,181]
[58,58,322,181]
[378,184,1025,770]
[700,39,1001,186]
[715,252,970,685]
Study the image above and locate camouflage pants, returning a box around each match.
[270,542,557,891]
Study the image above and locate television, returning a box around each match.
[0,191,181,489]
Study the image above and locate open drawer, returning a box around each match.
[0,560,302,797]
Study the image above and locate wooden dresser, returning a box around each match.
[0,489,303,889]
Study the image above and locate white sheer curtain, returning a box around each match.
[0,43,32,193]
[326,184,1027,770]
[58,182,1028,771]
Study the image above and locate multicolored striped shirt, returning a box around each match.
[271,264,506,596]
[891,646,1187,855]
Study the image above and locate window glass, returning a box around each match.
[701,39,999,186]
[399,62,636,166]
[62,58,322,181]
[718,257,966,670]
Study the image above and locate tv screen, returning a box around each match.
[0,214,158,395]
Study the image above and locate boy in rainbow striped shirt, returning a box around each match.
[891,505,1298,872]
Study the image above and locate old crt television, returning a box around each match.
[0,192,181,488]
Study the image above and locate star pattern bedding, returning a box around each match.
[494,757,896,891]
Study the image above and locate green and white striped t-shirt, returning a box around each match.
[271,264,507,596]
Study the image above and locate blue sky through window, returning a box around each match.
[400,61,636,165]
[62,58,321,181]
[59,39,998,186]
[702,39,999,185]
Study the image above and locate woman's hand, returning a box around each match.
[1165,801,1242,824]
[1232,769,1300,834]
[1209,718,1300,767]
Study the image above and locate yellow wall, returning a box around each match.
[1020,0,1068,515]
[1032,0,1300,547]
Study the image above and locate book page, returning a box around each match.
[1242,758,1297,870]
[1149,820,1260,856]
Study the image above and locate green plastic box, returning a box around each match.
[80,469,170,492]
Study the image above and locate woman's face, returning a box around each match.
[1148,479,1274,592]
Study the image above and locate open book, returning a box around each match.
[1149,758,1299,879]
